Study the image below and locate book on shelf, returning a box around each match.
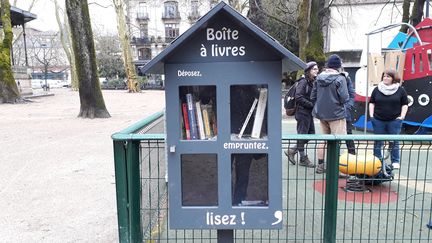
[204,102,217,138]
[251,88,267,139]
[181,103,191,140]
[195,101,206,139]
[211,109,217,137]
[201,105,212,139]
[186,93,199,140]
[238,98,258,139]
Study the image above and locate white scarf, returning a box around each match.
[377,81,399,95]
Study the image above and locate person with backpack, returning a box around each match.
[285,61,319,167]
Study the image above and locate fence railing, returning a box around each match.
[112,112,432,242]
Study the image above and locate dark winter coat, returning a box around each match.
[343,73,355,122]
[311,71,349,121]
[294,77,314,120]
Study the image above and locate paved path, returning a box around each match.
[0,89,165,242]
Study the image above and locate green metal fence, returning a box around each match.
[112,112,432,242]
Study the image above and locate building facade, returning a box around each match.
[13,28,69,89]
[326,0,406,66]
[127,0,220,81]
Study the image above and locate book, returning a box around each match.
[186,93,199,140]
[205,102,217,137]
[181,103,191,140]
[238,98,258,139]
[202,105,212,138]
[195,101,205,139]
[251,88,268,139]
[211,111,218,137]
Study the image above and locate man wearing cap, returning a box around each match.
[285,61,319,167]
[311,54,350,173]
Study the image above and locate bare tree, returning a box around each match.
[95,33,125,79]
[112,0,140,92]
[247,0,299,51]
[0,0,20,103]
[229,0,249,13]
[247,0,328,71]
[400,0,411,33]
[411,0,426,27]
[298,0,328,66]
[32,35,65,90]
[66,0,110,118]
[53,0,78,90]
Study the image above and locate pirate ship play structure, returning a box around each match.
[352,17,432,134]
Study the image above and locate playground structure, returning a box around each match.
[353,18,432,134]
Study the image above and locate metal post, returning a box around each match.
[11,43,15,65]
[426,0,430,18]
[217,230,234,243]
[42,45,48,91]
[126,140,142,243]
[113,141,130,243]
[323,140,339,243]
[364,35,370,134]
[23,24,29,66]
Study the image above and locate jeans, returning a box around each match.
[232,154,253,205]
[345,120,356,155]
[294,113,315,153]
[371,118,403,164]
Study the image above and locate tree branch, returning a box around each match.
[253,0,298,29]
[89,1,113,8]
[374,0,392,25]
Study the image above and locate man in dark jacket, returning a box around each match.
[311,54,349,173]
[285,61,318,167]
[343,71,356,155]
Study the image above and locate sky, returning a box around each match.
[13,0,118,34]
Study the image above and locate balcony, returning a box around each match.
[164,36,177,43]
[188,10,201,21]
[131,37,151,46]
[136,12,149,21]
[137,55,151,61]
[188,11,200,21]
[162,11,181,20]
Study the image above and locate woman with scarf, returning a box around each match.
[369,69,408,172]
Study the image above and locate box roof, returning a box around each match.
[140,1,305,74]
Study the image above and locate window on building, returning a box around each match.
[163,1,179,18]
[137,2,148,19]
[138,48,151,60]
[190,0,199,17]
[139,24,148,39]
[165,23,179,40]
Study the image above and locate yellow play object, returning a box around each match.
[339,152,382,176]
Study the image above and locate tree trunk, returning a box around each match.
[247,0,266,30]
[65,13,79,90]
[54,0,78,91]
[411,0,426,27]
[305,0,326,66]
[297,0,311,61]
[113,0,140,93]
[66,0,110,118]
[400,0,411,33]
[0,0,20,103]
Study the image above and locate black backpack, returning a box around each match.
[284,81,298,116]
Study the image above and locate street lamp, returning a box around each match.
[40,43,48,91]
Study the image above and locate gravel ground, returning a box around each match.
[0,89,165,242]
